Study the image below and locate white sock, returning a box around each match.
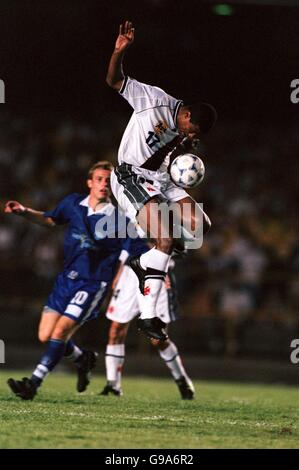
[139,247,156,270]
[105,344,125,388]
[32,364,50,382]
[139,249,170,319]
[146,248,170,272]
[139,278,164,319]
[158,341,189,381]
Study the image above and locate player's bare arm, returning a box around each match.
[4,200,55,227]
[106,20,134,91]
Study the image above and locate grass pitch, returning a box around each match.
[0,370,298,449]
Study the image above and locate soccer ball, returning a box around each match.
[170,154,205,188]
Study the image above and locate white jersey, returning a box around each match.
[118,76,183,172]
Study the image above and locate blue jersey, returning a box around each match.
[44,193,131,282]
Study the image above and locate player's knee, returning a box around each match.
[156,237,174,253]
[150,338,169,349]
[191,212,211,236]
[38,330,51,343]
[203,212,211,235]
[51,326,70,341]
[150,338,162,348]
[109,322,127,344]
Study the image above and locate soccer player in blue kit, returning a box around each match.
[5,161,132,400]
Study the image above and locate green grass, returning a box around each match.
[0,370,298,449]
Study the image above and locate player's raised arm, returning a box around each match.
[106,20,135,91]
[4,200,55,227]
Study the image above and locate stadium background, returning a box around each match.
[0,0,298,382]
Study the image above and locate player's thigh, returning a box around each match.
[167,195,210,243]
[137,196,174,244]
[176,196,210,232]
[172,196,198,230]
[162,181,205,226]
[38,309,61,343]
[106,266,140,323]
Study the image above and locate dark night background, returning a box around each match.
[0,0,298,121]
[0,0,299,380]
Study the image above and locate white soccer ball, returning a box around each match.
[170,154,205,188]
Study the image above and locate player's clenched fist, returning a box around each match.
[4,200,26,215]
[114,20,134,53]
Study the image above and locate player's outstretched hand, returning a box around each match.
[4,200,26,215]
[115,20,134,53]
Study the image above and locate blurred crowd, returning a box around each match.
[0,110,298,357]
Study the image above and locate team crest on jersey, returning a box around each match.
[154,121,168,135]
[72,231,97,250]
[67,270,79,280]
[146,120,175,150]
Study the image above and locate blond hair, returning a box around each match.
[88,160,114,179]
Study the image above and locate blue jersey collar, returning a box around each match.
[79,196,115,217]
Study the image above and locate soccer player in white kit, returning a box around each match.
[107,21,217,342]
[101,242,195,399]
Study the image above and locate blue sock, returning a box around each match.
[31,339,66,387]
[64,339,75,357]
[64,339,83,364]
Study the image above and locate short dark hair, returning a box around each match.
[187,102,217,134]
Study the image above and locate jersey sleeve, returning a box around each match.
[44,193,78,225]
[119,76,180,114]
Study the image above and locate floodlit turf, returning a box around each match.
[0,371,298,449]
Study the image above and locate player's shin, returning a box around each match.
[105,344,125,390]
[139,249,170,319]
[64,339,83,364]
[31,339,66,387]
[64,339,83,363]
[139,247,156,270]
[158,341,187,380]
[158,341,194,399]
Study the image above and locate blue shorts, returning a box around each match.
[45,272,109,325]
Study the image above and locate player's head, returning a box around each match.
[87,161,113,202]
[177,102,217,137]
